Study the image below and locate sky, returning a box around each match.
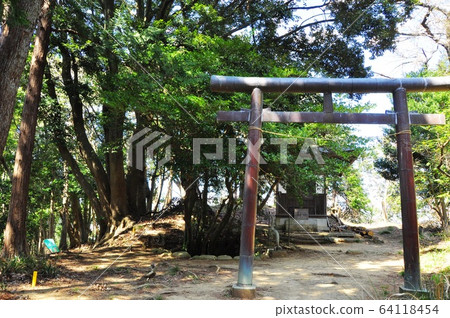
[355,1,448,139]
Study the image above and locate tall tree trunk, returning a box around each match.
[181,174,198,254]
[107,111,128,223]
[69,192,82,248]
[164,171,173,208]
[439,197,448,232]
[58,45,112,228]
[81,198,91,243]
[59,164,69,251]
[48,190,55,238]
[153,170,166,214]
[208,173,236,253]
[2,0,53,258]
[102,0,128,225]
[56,135,109,239]
[59,192,68,249]
[0,0,42,158]
[147,168,158,215]
[127,165,148,219]
[38,214,44,254]
[127,111,149,219]
[44,67,109,239]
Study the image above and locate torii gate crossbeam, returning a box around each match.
[211,75,449,299]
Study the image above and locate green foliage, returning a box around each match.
[344,166,373,221]
[423,273,449,300]
[0,82,26,247]
[330,0,415,57]
[420,234,450,300]
[375,63,449,226]
[168,265,180,276]
[408,66,450,228]
[2,0,34,27]
[380,226,396,235]
[1,0,421,254]
[0,255,59,279]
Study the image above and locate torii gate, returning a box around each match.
[211,75,449,299]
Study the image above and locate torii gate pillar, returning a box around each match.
[231,88,263,299]
[394,88,421,292]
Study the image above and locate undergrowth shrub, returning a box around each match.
[422,270,450,300]
[0,255,59,281]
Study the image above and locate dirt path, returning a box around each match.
[4,225,407,300]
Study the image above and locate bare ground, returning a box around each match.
[2,220,425,300]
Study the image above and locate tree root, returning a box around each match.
[93,217,136,248]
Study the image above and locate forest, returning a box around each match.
[0,0,448,270]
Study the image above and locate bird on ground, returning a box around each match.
[143,264,156,280]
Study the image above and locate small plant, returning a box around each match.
[185,271,199,280]
[418,233,450,299]
[154,294,164,300]
[0,281,7,291]
[432,274,446,299]
[421,272,449,300]
[0,255,59,280]
[380,285,390,297]
[168,265,180,276]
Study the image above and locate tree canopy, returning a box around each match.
[2,0,445,257]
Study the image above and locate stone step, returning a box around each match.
[327,231,357,238]
[285,231,356,238]
[280,231,361,244]
[331,237,362,243]
[283,235,334,244]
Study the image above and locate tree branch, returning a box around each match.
[258,179,279,213]
[417,2,449,17]
[420,7,437,42]
[276,19,335,40]
[221,0,247,19]
[223,22,253,38]
[289,1,331,10]
[437,139,450,178]
[0,155,12,180]
[51,28,79,35]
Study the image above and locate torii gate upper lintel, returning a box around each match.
[211,75,449,299]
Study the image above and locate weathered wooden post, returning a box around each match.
[393,88,422,292]
[232,88,263,299]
